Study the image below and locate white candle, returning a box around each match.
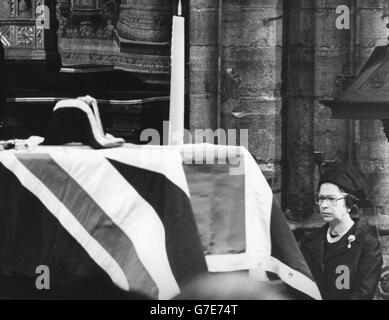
[168,11,185,145]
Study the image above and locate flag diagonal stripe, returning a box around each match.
[107,158,208,287]
[15,153,159,299]
[48,149,181,299]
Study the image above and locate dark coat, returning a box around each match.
[301,220,383,300]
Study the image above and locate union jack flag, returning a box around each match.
[0,144,321,300]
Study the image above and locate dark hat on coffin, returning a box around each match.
[43,96,124,149]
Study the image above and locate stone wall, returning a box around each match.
[188,0,389,285]
[189,0,283,201]
[287,0,389,294]
[220,0,283,199]
[355,0,389,272]
[313,0,354,167]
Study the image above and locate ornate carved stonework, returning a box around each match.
[16,26,34,45]
[0,0,54,59]
[57,0,172,84]
[57,0,121,40]
[117,0,172,42]
[36,26,43,46]
[78,20,93,38]
[1,0,173,80]
[366,71,387,89]
[59,49,170,74]
[0,26,11,45]
[18,0,33,18]
[10,0,16,18]
[71,0,101,12]
[0,1,11,19]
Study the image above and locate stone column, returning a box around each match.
[220,0,283,199]
[287,0,355,218]
[189,0,219,131]
[314,0,353,151]
[286,0,316,217]
[314,0,354,188]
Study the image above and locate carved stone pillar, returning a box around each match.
[117,0,172,42]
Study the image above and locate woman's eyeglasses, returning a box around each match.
[315,195,348,206]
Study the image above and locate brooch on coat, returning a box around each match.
[347,235,356,249]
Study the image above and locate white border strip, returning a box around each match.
[197,145,272,272]
[242,146,272,266]
[262,256,322,300]
[205,254,261,272]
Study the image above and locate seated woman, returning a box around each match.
[301,166,383,300]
